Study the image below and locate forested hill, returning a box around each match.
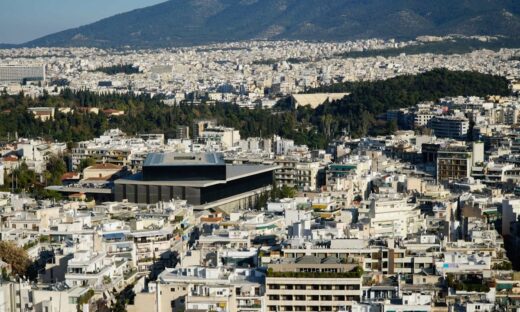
[0,69,510,148]
[23,0,520,48]
[307,69,511,137]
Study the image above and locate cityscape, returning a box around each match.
[1,1,520,312]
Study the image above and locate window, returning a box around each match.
[321,285,332,290]
[321,295,332,301]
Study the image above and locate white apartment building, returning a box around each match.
[0,281,92,312]
[366,194,422,238]
[434,252,491,276]
[200,126,241,149]
[129,228,174,272]
[65,250,125,290]
[429,116,469,140]
[295,162,322,191]
[272,136,295,155]
[128,267,265,312]
[71,129,166,170]
[265,257,362,312]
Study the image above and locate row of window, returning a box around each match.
[268,305,352,311]
[268,295,360,301]
[268,284,360,290]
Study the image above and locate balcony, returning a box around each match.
[237,299,262,311]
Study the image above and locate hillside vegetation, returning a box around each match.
[0,70,510,147]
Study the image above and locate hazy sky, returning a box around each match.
[0,0,166,44]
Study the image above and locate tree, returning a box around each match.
[319,114,334,139]
[78,289,95,312]
[111,296,127,312]
[492,261,513,270]
[387,120,398,134]
[1,267,9,280]
[5,162,37,193]
[256,191,269,210]
[111,285,135,312]
[0,70,510,150]
[0,241,31,277]
[35,189,63,201]
[279,185,297,199]
[270,179,278,201]
[45,155,67,186]
[93,64,139,75]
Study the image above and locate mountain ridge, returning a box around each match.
[20,0,520,48]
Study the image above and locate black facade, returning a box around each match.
[142,164,226,181]
[114,171,274,205]
[422,143,441,164]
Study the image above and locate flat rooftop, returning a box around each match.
[116,164,279,187]
[45,185,113,194]
[143,152,224,167]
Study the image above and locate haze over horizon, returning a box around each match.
[0,0,166,44]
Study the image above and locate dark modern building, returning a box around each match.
[422,143,441,164]
[114,153,278,209]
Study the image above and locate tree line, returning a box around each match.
[0,69,511,149]
[92,64,140,75]
[306,69,511,137]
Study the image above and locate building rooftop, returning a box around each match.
[143,152,224,167]
[116,164,278,187]
[294,255,342,265]
[87,163,123,170]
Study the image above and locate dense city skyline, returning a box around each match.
[1,1,520,312]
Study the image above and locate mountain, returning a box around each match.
[24,0,520,48]
[0,43,18,49]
